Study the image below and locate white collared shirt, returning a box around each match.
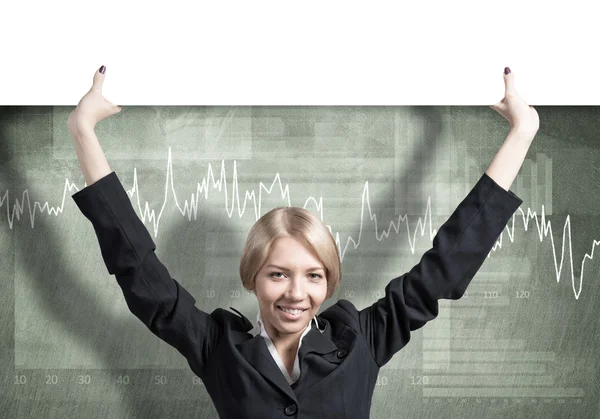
[248,310,325,385]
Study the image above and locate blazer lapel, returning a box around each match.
[232,311,339,401]
[297,318,338,359]
[235,336,298,401]
[293,319,340,394]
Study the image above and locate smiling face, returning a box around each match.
[253,235,328,343]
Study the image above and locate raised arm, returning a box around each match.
[67,65,119,186]
[485,67,539,190]
[69,66,222,378]
[357,67,537,367]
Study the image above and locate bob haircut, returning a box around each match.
[239,206,341,300]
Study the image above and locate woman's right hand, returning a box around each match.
[68,65,122,134]
[489,67,539,137]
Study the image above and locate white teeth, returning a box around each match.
[279,307,305,315]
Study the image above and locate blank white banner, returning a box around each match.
[1,0,597,105]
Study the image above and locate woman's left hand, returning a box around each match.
[489,67,539,137]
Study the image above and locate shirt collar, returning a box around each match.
[250,309,325,337]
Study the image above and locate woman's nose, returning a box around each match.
[287,277,307,298]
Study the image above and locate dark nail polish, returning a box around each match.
[99,65,106,74]
[504,66,511,75]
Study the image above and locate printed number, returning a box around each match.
[516,290,530,298]
[154,375,167,385]
[14,375,27,385]
[117,375,130,385]
[371,291,384,299]
[45,375,58,385]
[206,290,216,298]
[484,291,498,298]
[78,375,91,385]
[192,377,204,386]
[410,376,429,385]
[230,290,240,298]
[376,376,388,386]
[344,290,355,299]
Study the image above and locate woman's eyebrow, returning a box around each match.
[266,264,324,272]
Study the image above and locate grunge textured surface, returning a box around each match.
[1,106,599,419]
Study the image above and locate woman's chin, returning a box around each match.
[272,315,308,334]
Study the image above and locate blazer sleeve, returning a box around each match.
[71,171,222,377]
[358,172,523,367]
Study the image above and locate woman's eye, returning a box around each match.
[269,272,323,279]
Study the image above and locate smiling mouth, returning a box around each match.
[277,306,308,315]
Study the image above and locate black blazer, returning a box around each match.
[72,171,522,419]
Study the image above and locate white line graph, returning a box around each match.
[1,147,598,300]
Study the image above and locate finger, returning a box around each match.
[489,100,505,113]
[91,65,106,91]
[503,67,515,93]
[105,99,122,115]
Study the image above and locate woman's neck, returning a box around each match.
[263,319,309,352]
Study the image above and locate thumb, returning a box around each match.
[91,65,106,92]
[503,67,515,93]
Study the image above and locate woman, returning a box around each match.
[69,65,538,418]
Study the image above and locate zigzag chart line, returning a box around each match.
[1,147,598,300]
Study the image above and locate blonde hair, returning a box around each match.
[239,206,341,299]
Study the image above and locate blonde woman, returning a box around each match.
[69,65,537,418]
